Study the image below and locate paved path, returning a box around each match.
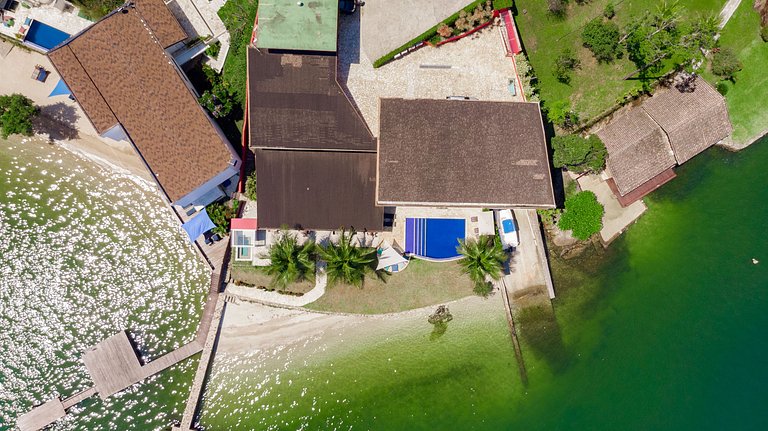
[719,0,743,28]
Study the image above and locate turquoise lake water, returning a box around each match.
[1,135,766,430]
[200,138,768,430]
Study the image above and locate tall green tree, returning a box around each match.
[551,134,607,173]
[582,19,622,63]
[558,191,604,240]
[318,230,382,288]
[456,235,507,296]
[0,94,38,139]
[264,231,317,288]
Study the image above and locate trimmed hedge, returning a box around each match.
[373,0,487,68]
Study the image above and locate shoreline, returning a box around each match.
[717,127,768,152]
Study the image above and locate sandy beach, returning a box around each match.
[215,294,504,356]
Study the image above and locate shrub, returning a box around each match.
[206,41,221,58]
[548,0,566,17]
[761,25,768,42]
[711,48,742,80]
[218,0,258,106]
[558,191,604,240]
[0,94,38,139]
[715,81,729,96]
[198,65,234,118]
[245,171,257,200]
[603,2,615,19]
[514,53,539,101]
[492,0,513,10]
[551,134,607,173]
[545,100,579,129]
[581,19,622,62]
[553,48,581,83]
[537,208,562,226]
[206,200,240,236]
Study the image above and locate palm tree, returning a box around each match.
[456,235,507,294]
[263,231,316,288]
[318,229,379,288]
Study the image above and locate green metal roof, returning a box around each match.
[256,0,338,52]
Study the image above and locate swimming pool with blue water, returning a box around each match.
[25,20,70,51]
[405,218,466,260]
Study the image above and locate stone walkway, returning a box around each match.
[719,0,743,28]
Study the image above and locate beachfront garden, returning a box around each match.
[701,1,768,145]
[514,0,723,125]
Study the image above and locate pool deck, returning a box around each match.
[381,206,495,253]
[0,5,91,51]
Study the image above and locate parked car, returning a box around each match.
[496,209,519,250]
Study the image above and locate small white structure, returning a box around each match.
[376,241,408,273]
[230,218,258,261]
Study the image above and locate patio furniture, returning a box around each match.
[211,233,222,242]
[31,65,48,82]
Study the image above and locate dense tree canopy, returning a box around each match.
[0,94,38,139]
[558,191,604,240]
[551,134,607,173]
[711,48,742,80]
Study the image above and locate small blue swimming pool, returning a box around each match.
[405,218,466,260]
[25,20,70,51]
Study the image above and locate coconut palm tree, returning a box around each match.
[263,231,316,288]
[318,229,379,288]
[456,235,507,295]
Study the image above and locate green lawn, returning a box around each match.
[514,0,722,122]
[305,259,475,314]
[702,2,768,145]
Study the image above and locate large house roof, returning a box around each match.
[131,0,187,48]
[255,149,383,231]
[247,49,375,151]
[48,5,234,203]
[643,77,732,163]
[255,0,338,52]
[377,98,555,208]
[596,108,676,197]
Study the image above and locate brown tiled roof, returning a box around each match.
[377,99,555,208]
[48,7,234,202]
[255,149,383,230]
[132,0,187,48]
[597,108,676,197]
[48,46,118,132]
[642,77,732,163]
[247,49,376,151]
